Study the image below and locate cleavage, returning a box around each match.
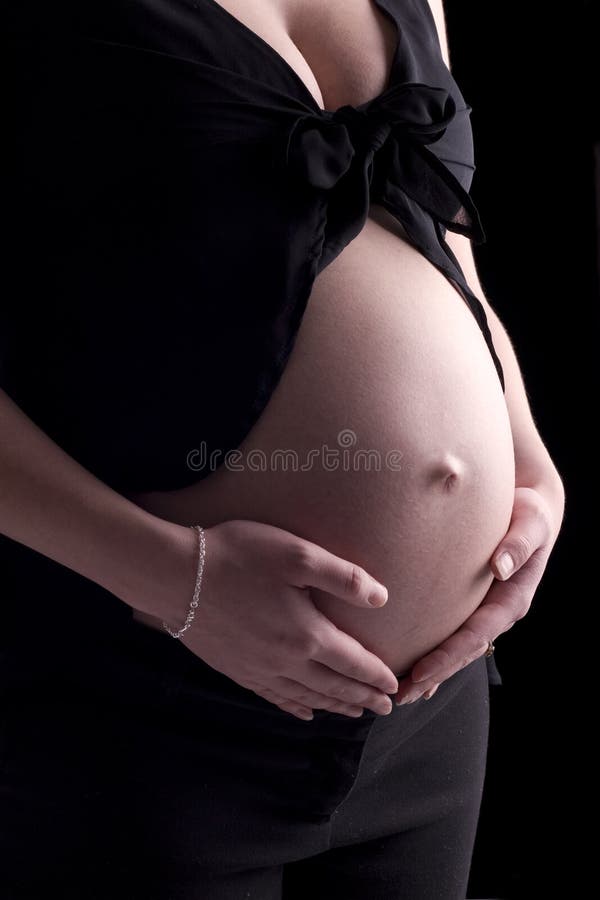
[209,0,398,111]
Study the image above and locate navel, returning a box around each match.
[426,450,467,493]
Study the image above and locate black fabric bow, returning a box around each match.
[283,82,485,242]
[280,80,504,391]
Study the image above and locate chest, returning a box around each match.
[206,0,403,109]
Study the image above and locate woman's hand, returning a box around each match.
[144,519,399,720]
[393,478,566,704]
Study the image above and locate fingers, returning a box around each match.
[273,667,392,716]
[250,684,364,721]
[406,549,549,690]
[423,684,440,700]
[392,681,443,705]
[268,679,367,717]
[286,540,389,609]
[240,601,400,719]
[313,627,399,695]
[254,688,315,721]
[404,493,555,695]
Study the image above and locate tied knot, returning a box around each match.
[373,82,456,144]
[283,82,456,190]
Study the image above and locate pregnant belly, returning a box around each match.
[131,207,515,677]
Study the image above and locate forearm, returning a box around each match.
[482,303,563,493]
[0,387,195,620]
[447,233,565,499]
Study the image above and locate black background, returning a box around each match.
[444,2,599,897]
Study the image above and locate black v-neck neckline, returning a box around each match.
[201,0,404,113]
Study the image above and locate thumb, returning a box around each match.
[292,542,389,608]
[491,495,549,581]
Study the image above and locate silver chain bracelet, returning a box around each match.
[162,524,206,639]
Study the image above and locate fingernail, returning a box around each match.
[397,693,421,705]
[423,687,437,700]
[412,667,438,684]
[495,551,515,580]
[369,584,388,606]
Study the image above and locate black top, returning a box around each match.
[5,0,504,494]
[3,1,503,682]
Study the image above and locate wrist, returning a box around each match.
[514,438,564,500]
[516,463,564,503]
[104,510,199,625]
[515,470,566,537]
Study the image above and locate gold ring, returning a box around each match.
[485,640,495,658]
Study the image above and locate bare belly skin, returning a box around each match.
[130,206,515,677]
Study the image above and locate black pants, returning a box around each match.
[0,617,490,899]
